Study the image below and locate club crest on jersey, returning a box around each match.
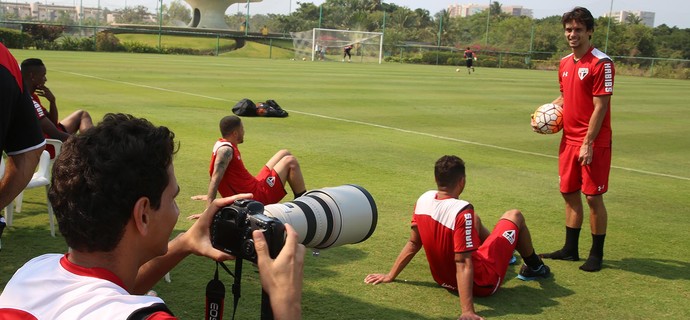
[266,176,276,187]
[578,67,589,80]
[502,230,516,245]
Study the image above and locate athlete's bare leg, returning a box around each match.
[59,110,93,134]
[271,150,306,196]
[585,194,607,234]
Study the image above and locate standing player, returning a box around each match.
[365,155,550,320]
[343,44,353,62]
[463,47,476,74]
[534,7,615,272]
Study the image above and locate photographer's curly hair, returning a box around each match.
[434,155,466,189]
[49,113,178,252]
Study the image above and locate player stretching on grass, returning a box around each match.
[365,155,550,320]
[534,7,615,272]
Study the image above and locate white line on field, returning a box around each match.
[61,71,690,182]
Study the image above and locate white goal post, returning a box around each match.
[290,28,384,64]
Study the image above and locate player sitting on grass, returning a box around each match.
[364,155,550,320]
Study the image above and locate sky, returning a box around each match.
[56,0,689,28]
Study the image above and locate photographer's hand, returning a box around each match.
[254,224,305,320]
[185,194,253,261]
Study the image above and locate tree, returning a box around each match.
[624,13,643,25]
[164,0,191,26]
[490,1,502,16]
[56,10,75,25]
[116,5,152,25]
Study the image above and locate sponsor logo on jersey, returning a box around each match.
[464,213,474,248]
[603,62,613,93]
[562,71,568,78]
[578,68,589,80]
[266,176,275,187]
[32,99,45,118]
[502,230,516,245]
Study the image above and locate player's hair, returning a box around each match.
[434,155,466,189]
[220,115,242,137]
[49,113,178,252]
[562,7,595,32]
[20,58,45,76]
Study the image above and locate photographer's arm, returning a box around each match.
[364,226,422,284]
[254,224,305,320]
[133,194,251,294]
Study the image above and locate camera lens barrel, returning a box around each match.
[263,184,377,250]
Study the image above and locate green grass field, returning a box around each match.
[2,49,690,319]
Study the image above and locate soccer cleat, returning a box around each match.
[540,249,579,261]
[517,264,551,281]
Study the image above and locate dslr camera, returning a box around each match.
[210,199,286,263]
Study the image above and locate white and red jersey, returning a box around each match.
[559,46,614,147]
[0,254,175,319]
[411,190,479,290]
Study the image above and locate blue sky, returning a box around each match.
[60,0,689,28]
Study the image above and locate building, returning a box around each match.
[606,10,655,27]
[1,2,103,24]
[447,3,533,18]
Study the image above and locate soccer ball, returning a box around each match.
[531,103,563,134]
[302,57,307,61]
[456,68,460,72]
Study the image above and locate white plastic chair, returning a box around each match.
[8,139,63,237]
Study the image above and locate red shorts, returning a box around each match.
[253,166,287,204]
[559,143,611,195]
[472,219,519,297]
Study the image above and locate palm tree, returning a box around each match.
[489,1,502,16]
[624,13,643,25]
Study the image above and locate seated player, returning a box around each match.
[364,155,551,319]
[21,58,93,142]
[191,115,306,217]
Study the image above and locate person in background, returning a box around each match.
[21,58,93,142]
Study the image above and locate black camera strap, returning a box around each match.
[206,260,243,320]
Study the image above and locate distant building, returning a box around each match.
[606,10,655,27]
[447,3,533,18]
[0,1,102,23]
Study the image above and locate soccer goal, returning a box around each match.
[290,28,384,64]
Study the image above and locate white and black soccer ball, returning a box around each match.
[532,103,564,134]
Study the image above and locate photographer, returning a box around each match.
[0,114,304,319]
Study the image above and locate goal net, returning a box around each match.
[290,28,384,63]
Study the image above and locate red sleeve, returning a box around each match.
[592,59,614,96]
[453,207,480,253]
[146,311,177,320]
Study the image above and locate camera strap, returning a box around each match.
[205,263,225,320]
[205,260,243,320]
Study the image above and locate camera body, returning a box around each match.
[211,199,286,263]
